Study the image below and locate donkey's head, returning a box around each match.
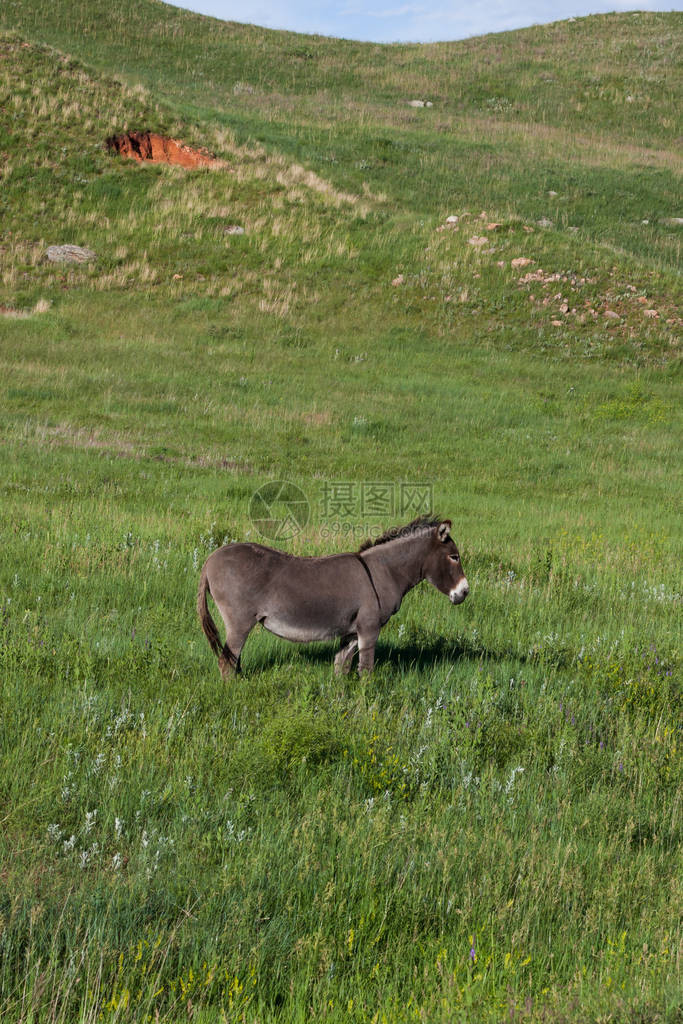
[423,520,469,604]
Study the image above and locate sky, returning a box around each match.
[166,0,683,43]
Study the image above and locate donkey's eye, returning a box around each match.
[450,553,459,562]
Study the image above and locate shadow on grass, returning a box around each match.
[243,633,515,675]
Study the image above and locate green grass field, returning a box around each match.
[0,4,681,1021]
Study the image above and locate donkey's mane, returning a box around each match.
[358,514,441,552]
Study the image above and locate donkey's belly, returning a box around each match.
[260,595,354,644]
[261,614,340,643]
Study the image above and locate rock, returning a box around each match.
[548,190,558,197]
[468,236,488,247]
[604,310,620,320]
[46,244,96,264]
[663,217,683,226]
[224,225,245,235]
[486,222,502,231]
[537,218,554,228]
[408,100,432,107]
[392,274,405,286]
[643,309,659,318]
[511,257,534,268]
[436,214,459,232]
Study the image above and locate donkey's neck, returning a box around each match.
[363,534,428,598]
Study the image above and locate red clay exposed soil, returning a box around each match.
[106,131,224,168]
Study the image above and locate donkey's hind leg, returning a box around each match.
[334,635,359,676]
[213,605,254,679]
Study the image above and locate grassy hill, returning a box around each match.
[0,4,681,1022]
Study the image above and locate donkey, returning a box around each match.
[197,515,468,676]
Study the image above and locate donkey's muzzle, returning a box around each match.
[449,579,469,604]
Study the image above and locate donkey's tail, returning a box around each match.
[197,565,224,660]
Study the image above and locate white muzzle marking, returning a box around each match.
[449,578,469,604]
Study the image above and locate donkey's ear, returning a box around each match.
[437,520,452,542]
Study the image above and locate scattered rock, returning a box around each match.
[551,320,563,326]
[511,257,534,268]
[46,244,96,264]
[436,214,460,232]
[224,225,245,235]
[637,296,649,304]
[604,310,620,320]
[663,217,683,226]
[486,222,502,231]
[468,236,488,247]
[537,218,554,228]
[523,226,534,233]
[643,309,659,318]
[407,100,433,107]
[106,131,225,168]
[392,274,405,286]
[548,190,558,197]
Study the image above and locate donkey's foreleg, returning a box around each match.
[334,635,359,676]
[357,628,379,675]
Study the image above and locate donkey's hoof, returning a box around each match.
[334,654,352,676]
[218,656,236,679]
